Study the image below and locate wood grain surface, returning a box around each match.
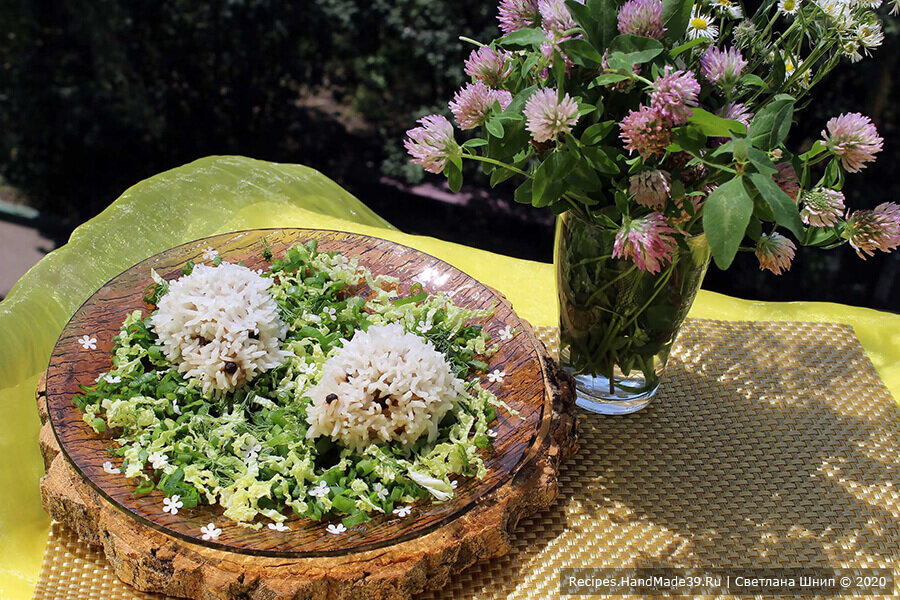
[45,229,551,558]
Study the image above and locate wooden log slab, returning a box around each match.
[38,229,579,599]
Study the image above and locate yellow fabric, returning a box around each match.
[1,156,897,600]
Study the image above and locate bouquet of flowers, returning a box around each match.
[404,0,899,407]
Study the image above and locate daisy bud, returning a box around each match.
[404,115,458,174]
[800,188,845,227]
[822,113,884,173]
[523,87,579,143]
[755,232,796,275]
[843,203,900,258]
[629,169,671,210]
[613,213,678,274]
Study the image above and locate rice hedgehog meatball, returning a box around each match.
[150,262,290,394]
[306,323,464,452]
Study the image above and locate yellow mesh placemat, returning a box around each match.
[33,320,900,600]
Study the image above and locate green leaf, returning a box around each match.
[445,160,463,193]
[462,138,487,149]
[497,27,547,48]
[669,37,706,59]
[485,118,504,138]
[702,176,754,270]
[671,125,707,154]
[501,85,537,118]
[514,179,534,204]
[748,95,795,150]
[533,150,576,206]
[740,73,768,89]
[581,121,615,145]
[582,146,619,175]
[747,173,803,238]
[799,140,827,161]
[607,35,664,65]
[587,0,620,50]
[490,165,516,187]
[590,73,632,87]
[559,38,604,66]
[687,107,746,137]
[747,147,778,175]
[662,0,693,43]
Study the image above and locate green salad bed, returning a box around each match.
[74,241,511,530]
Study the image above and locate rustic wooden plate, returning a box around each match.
[45,229,551,558]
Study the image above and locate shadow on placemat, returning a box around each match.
[34,320,900,600]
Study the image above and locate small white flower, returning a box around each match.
[373,482,389,501]
[486,369,506,384]
[392,506,412,518]
[242,443,262,460]
[148,452,169,470]
[450,480,458,490]
[488,429,498,438]
[202,247,219,261]
[172,399,182,416]
[687,7,719,40]
[309,481,330,498]
[323,306,337,321]
[78,335,98,350]
[268,522,290,532]
[200,523,221,541]
[303,312,323,324]
[416,321,430,334]
[497,325,514,341]
[326,523,347,535]
[102,461,121,474]
[162,495,183,515]
[777,0,801,15]
[104,374,121,384]
[298,361,317,376]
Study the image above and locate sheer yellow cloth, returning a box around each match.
[1,157,896,599]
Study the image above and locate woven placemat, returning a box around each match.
[33,319,900,600]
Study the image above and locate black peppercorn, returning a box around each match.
[325,393,338,404]
[224,361,238,374]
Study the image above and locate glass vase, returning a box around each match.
[554,211,710,415]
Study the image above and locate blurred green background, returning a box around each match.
[0,0,897,310]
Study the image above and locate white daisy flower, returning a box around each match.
[202,247,219,261]
[687,7,719,40]
[104,374,121,384]
[162,495,183,515]
[200,523,221,541]
[148,452,169,470]
[842,40,863,62]
[242,442,262,461]
[326,523,347,535]
[102,461,121,474]
[858,22,884,49]
[392,506,412,518]
[309,481,330,498]
[268,522,290,532]
[712,0,743,18]
[778,0,801,14]
[323,306,337,321]
[486,369,506,384]
[78,334,98,350]
[497,325,514,341]
[373,482,389,501]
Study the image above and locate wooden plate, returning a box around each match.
[45,229,551,557]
